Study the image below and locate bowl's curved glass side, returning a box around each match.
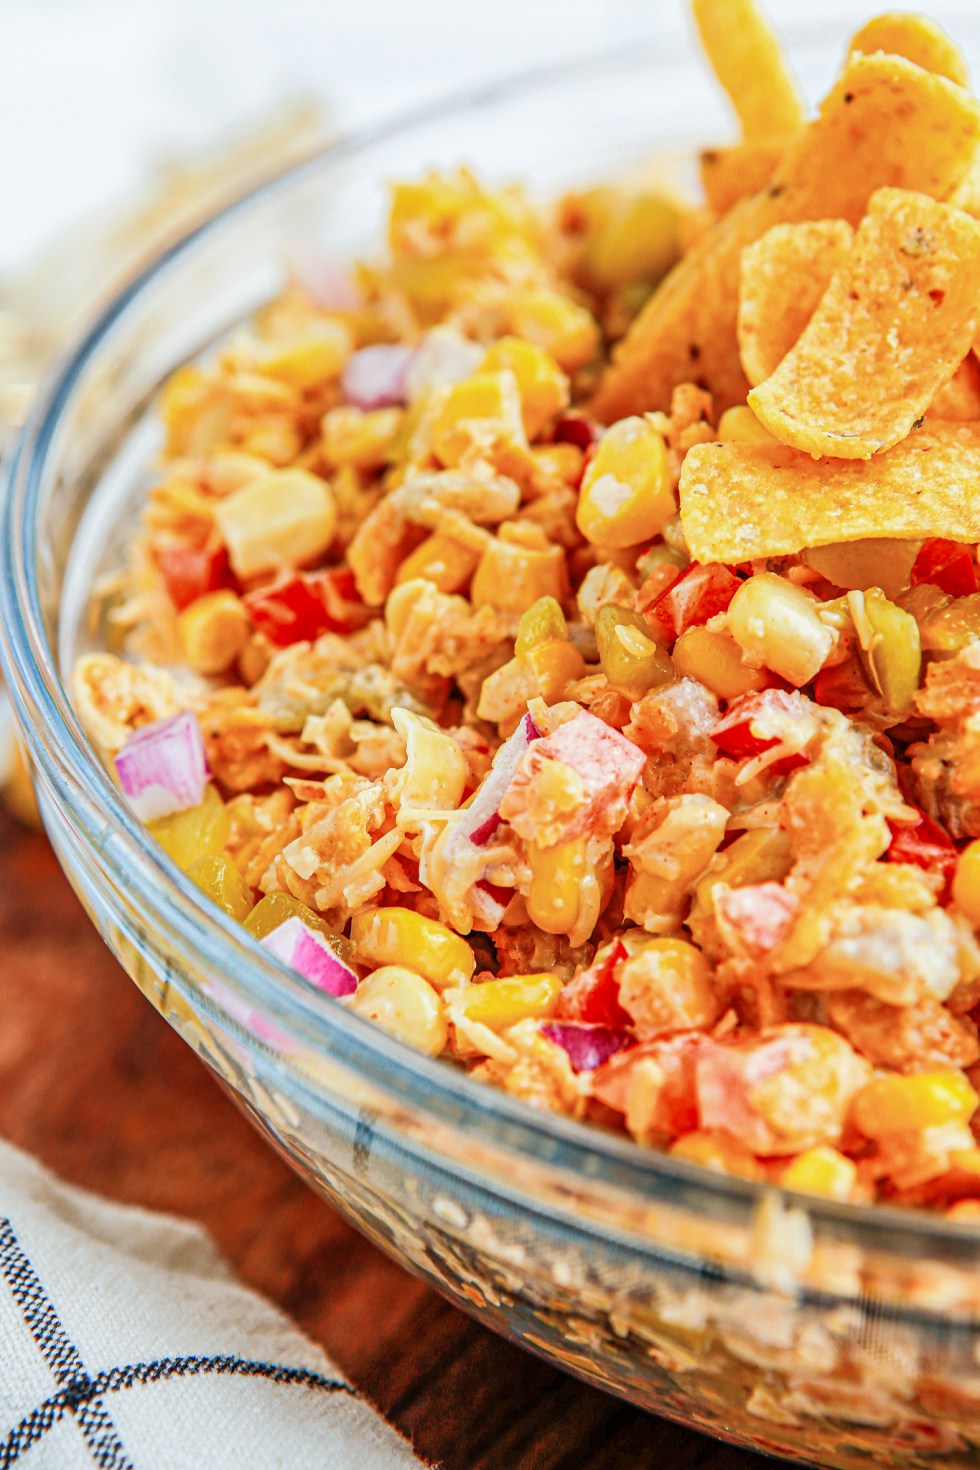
[37,777,980,1470]
[4,40,980,1470]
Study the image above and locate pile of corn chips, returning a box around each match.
[597,3,980,564]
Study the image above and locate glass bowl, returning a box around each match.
[4,25,980,1469]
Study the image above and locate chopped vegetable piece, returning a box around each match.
[350,907,475,990]
[850,588,922,716]
[727,573,835,686]
[349,967,447,1055]
[887,809,957,893]
[215,469,337,578]
[244,892,332,940]
[851,1071,979,1137]
[555,939,631,1027]
[541,1022,634,1073]
[187,855,253,922]
[595,605,674,696]
[115,711,209,823]
[911,538,979,597]
[643,561,740,641]
[148,785,229,873]
[341,344,415,410]
[244,568,367,646]
[260,916,358,998]
[157,543,235,612]
[576,416,675,549]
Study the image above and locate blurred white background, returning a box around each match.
[2,0,979,274]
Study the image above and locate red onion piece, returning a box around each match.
[341,344,416,411]
[541,1022,634,1073]
[115,711,209,823]
[287,247,361,310]
[404,327,484,402]
[260,917,358,999]
[461,712,541,850]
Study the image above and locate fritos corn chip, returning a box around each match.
[928,353,980,420]
[748,188,980,458]
[737,219,854,386]
[700,136,791,216]
[690,0,805,139]
[593,53,980,421]
[849,12,970,89]
[679,423,980,563]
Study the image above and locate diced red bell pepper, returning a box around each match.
[811,658,875,716]
[156,542,235,611]
[644,561,741,642]
[553,413,601,453]
[887,807,957,892]
[244,568,367,646]
[554,937,632,1028]
[910,538,978,598]
[710,690,792,759]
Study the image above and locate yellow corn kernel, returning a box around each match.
[672,625,768,699]
[389,708,467,813]
[259,322,352,389]
[387,254,477,323]
[576,416,675,549]
[177,591,250,676]
[507,286,600,372]
[149,785,229,872]
[779,1147,858,1201]
[717,405,774,444]
[450,973,563,1030]
[471,535,567,612]
[516,595,568,656]
[384,578,431,641]
[670,1131,763,1179]
[350,907,475,990]
[693,827,793,918]
[531,443,584,485]
[953,839,980,927]
[727,573,835,686]
[321,406,403,471]
[245,891,331,939]
[388,170,538,260]
[428,371,527,467]
[526,837,587,936]
[187,855,253,922]
[349,966,448,1056]
[476,655,536,724]
[524,639,586,702]
[617,936,719,1031]
[851,1072,980,1138]
[481,337,569,440]
[159,364,227,455]
[581,192,681,292]
[394,532,480,593]
[214,468,336,578]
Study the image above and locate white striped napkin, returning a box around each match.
[0,1138,426,1469]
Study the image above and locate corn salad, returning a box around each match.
[73,16,980,1218]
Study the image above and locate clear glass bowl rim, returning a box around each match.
[3,37,980,1273]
